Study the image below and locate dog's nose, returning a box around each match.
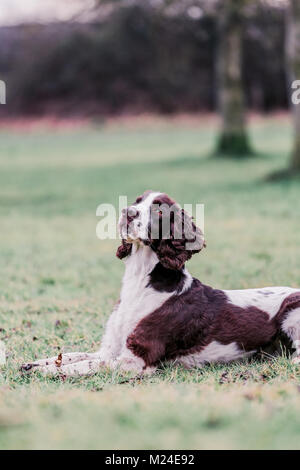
[124,206,139,223]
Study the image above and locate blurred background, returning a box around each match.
[0,0,299,166]
[1,0,300,450]
[0,0,292,116]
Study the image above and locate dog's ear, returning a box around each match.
[155,209,205,270]
[116,239,132,259]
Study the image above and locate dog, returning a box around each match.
[21,190,300,376]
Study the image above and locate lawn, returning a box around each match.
[0,114,300,450]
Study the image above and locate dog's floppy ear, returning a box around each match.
[116,239,132,259]
[155,209,205,270]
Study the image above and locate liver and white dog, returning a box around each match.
[22,190,300,376]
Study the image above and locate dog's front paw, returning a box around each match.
[20,363,40,373]
[21,358,105,378]
[20,362,61,376]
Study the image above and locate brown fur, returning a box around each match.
[116,239,132,259]
[127,280,300,368]
[149,194,205,270]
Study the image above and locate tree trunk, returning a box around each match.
[216,0,252,156]
[287,0,300,171]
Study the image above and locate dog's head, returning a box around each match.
[117,190,205,270]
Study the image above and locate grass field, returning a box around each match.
[0,114,300,450]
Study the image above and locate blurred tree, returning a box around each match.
[0,0,290,119]
[216,0,252,156]
[287,0,300,171]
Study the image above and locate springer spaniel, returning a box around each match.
[21,190,300,376]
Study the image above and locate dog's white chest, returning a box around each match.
[115,245,172,345]
[116,282,171,345]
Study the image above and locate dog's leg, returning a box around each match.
[281,307,300,364]
[20,351,100,373]
[21,302,122,374]
[25,354,155,378]
[21,348,156,378]
[22,351,155,378]
[33,358,105,377]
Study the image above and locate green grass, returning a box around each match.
[0,115,300,449]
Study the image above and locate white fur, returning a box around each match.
[180,268,193,294]
[178,341,255,368]
[32,358,104,377]
[120,191,161,241]
[98,242,173,372]
[136,191,161,240]
[26,352,99,367]
[281,308,300,352]
[224,286,300,319]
